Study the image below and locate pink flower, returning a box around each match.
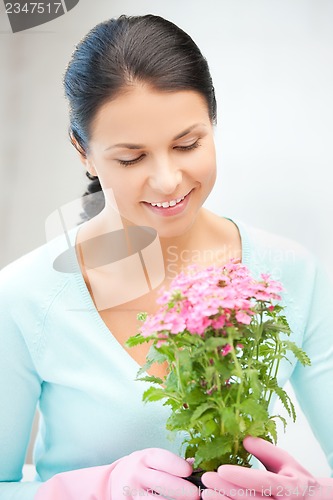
[221,344,232,356]
[211,315,226,329]
[139,312,166,337]
[186,315,212,336]
[186,457,195,466]
[206,385,217,395]
[162,311,187,334]
[235,310,253,325]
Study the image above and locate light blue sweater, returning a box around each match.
[1,219,332,499]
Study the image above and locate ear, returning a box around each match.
[69,132,98,177]
[84,158,98,178]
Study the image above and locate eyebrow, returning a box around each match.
[104,123,207,151]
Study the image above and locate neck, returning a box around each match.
[88,207,236,282]
[157,209,215,279]
[159,210,206,253]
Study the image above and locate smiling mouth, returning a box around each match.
[145,190,192,208]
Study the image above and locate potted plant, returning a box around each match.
[126,260,311,483]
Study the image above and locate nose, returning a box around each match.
[148,156,182,195]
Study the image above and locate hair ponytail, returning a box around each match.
[78,172,105,223]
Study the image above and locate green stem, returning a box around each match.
[163,392,183,405]
[168,336,186,399]
[216,399,226,435]
[246,308,262,383]
[228,333,243,457]
[256,306,264,359]
[266,338,281,407]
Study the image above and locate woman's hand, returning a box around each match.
[110,447,200,499]
[200,436,333,499]
[35,447,200,499]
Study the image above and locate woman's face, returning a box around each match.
[85,85,217,238]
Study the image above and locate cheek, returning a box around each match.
[102,175,143,216]
[97,166,129,195]
[195,147,217,181]
[94,171,128,214]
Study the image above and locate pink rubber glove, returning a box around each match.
[201,436,333,499]
[35,448,200,499]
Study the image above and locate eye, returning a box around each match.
[174,140,201,152]
[117,154,146,166]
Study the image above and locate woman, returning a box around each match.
[0,14,332,500]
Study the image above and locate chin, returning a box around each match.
[156,218,196,240]
[157,228,185,239]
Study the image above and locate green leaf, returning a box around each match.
[258,344,273,357]
[190,402,217,423]
[213,361,234,381]
[221,407,239,435]
[203,419,220,437]
[166,410,192,431]
[154,344,175,363]
[136,360,154,378]
[186,436,203,446]
[198,412,219,437]
[164,370,179,392]
[185,387,207,405]
[265,418,277,444]
[262,318,291,336]
[245,370,264,399]
[137,311,148,322]
[125,333,151,347]
[271,414,288,433]
[179,333,204,347]
[238,417,247,433]
[246,419,266,436]
[147,344,168,363]
[185,445,199,460]
[240,397,269,421]
[177,349,193,374]
[204,337,230,350]
[270,383,297,422]
[162,398,179,410]
[283,340,311,366]
[137,375,163,385]
[142,386,166,403]
[196,436,232,463]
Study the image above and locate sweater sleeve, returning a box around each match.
[290,260,333,476]
[0,289,43,499]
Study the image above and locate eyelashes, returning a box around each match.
[176,140,201,152]
[117,140,201,167]
[118,154,145,167]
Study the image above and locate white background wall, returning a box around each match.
[0,0,332,476]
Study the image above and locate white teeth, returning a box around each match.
[149,194,187,208]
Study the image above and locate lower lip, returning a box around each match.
[143,190,192,217]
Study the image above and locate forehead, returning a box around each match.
[89,84,211,145]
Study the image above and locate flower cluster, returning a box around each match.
[140,261,283,339]
[127,260,311,471]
